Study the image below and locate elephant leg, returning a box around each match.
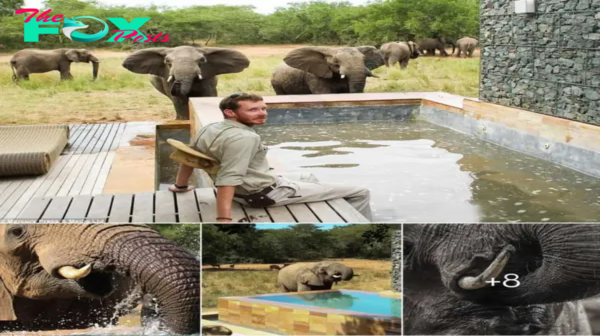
[15,66,30,80]
[388,54,400,68]
[272,83,287,95]
[298,284,313,292]
[59,65,73,80]
[400,59,409,69]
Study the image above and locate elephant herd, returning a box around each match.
[8,36,478,120]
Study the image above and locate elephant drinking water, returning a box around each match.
[10,48,99,81]
[0,224,200,335]
[122,46,250,120]
[403,223,600,335]
[277,261,354,292]
[270,46,384,95]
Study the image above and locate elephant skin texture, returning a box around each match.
[270,46,384,95]
[277,261,354,292]
[456,36,479,58]
[380,41,419,69]
[0,224,200,335]
[10,48,99,81]
[402,224,600,335]
[122,46,250,120]
[417,37,456,57]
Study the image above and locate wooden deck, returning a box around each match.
[1,121,368,223]
[0,123,126,221]
[13,187,367,223]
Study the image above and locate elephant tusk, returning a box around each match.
[58,264,92,280]
[457,245,515,290]
[198,74,203,80]
[333,274,342,279]
[167,75,174,82]
[340,74,346,79]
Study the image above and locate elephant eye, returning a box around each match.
[8,226,24,238]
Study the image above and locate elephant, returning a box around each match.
[270,46,385,95]
[380,41,420,69]
[402,223,600,335]
[0,224,200,335]
[10,48,99,81]
[270,265,281,271]
[122,46,250,120]
[417,37,456,56]
[277,261,354,292]
[456,36,479,58]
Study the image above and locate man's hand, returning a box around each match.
[216,186,236,222]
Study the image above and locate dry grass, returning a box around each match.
[0,45,479,125]
[201,258,393,308]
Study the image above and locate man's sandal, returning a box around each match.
[168,184,194,193]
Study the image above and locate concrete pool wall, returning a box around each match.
[188,92,600,180]
[217,290,401,335]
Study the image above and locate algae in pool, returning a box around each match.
[257,120,600,222]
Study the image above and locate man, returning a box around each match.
[169,92,372,223]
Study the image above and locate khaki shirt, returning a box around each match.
[190,119,276,194]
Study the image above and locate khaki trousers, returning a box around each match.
[235,172,372,221]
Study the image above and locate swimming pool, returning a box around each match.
[217,289,401,335]
[249,290,401,317]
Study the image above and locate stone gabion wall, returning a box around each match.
[480,0,600,125]
[391,229,401,292]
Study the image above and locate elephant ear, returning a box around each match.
[65,49,81,62]
[356,46,385,70]
[197,47,250,79]
[0,279,16,321]
[122,47,170,76]
[298,270,324,287]
[283,47,333,78]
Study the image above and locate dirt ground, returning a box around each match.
[202,258,392,271]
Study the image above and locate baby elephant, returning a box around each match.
[277,261,354,292]
[10,48,99,81]
[270,265,281,271]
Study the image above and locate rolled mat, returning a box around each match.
[0,125,70,177]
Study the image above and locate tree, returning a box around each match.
[0,0,24,16]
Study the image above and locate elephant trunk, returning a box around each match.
[347,71,366,93]
[453,224,600,307]
[169,67,199,97]
[103,229,200,334]
[450,42,456,55]
[90,57,99,80]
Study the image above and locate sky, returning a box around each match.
[256,224,350,230]
[24,0,372,14]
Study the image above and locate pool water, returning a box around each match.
[250,290,401,317]
[258,120,600,222]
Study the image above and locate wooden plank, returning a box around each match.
[63,195,93,222]
[0,180,25,211]
[265,206,296,223]
[131,192,154,223]
[59,124,109,196]
[0,179,34,219]
[241,206,272,223]
[154,190,176,223]
[92,123,126,195]
[306,201,345,223]
[109,193,133,223]
[40,197,72,222]
[79,123,118,195]
[16,196,51,221]
[326,198,369,223]
[44,124,104,197]
[195,188,217,222]
[175,190,200,223]
[85,194,114,223]
[3,156,71,219]
[286,203,319,223]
